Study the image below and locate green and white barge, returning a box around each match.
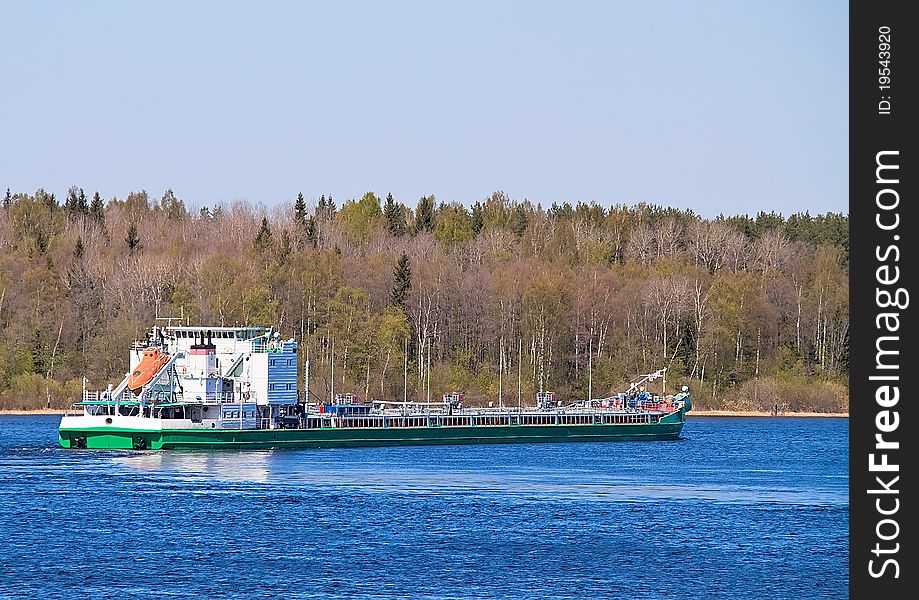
[59,325,691,450]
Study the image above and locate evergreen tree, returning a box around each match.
[305,216,317,247]
[511,204,528,237]
[37,190,57,214]
[77,188,88,215]
[160,189,187,220]
[471,201,485,234]
[294,192,307,226]
[384,192,406,237]
[413,196,435,234]
[73,236,85,260]
[198,206,212,220]
[35,230,48,254]
[254,217,273,252]
[279,230,292,260]
[126,222,141,255]
[317,195,336,220]
[65,186,80,216]
[89,192,105,225]
[391,253,412,309]
[3,188,10,211]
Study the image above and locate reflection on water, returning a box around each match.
[114,451,274,483]
[104,444,848,507]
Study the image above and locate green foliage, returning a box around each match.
[383,192,406,237]
[511,204,528,237]
[305,216,317,247]
[294,192,307,226]
[433,203,473,247]
[89,192,105,225]
[159,189,187,221]
[338,192,382,244]
[125,222,141,254]
[413,195,435,234]
[470,201,485,234]
[254,217,273,252]
[391,253,412,308]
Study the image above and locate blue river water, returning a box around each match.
[0,415,847,599]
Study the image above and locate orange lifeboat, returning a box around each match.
[128,348,171,393]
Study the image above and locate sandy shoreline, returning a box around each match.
[1,408,848,417]
[690,410,848,418]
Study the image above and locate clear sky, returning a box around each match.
[1,1,847,217]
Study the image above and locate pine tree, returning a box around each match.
[512,204,528,237]
[73,236,85,260]
[413,196,435,234]
[65,186,80,216]
[37,190,57,214]
[280,230,292,260]
[254,217,273,252]
[126,222,141,255]
[3,188,12,211]
[160,188,187,220]
[89,192,105,225]
[384,192,406,237]
[305,215,317,247]
[471,201,485,234]
[391,253,412,309]
[294,192,307,226]
[77,188,88,215]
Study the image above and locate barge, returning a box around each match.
[59,325,691,450]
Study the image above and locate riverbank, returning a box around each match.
[0,409,67,415]
[691,410,848,418]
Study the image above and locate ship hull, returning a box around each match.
[59,419,686,450]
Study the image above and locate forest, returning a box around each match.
[0,187,848,412]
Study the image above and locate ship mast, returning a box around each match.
[498,337,503,409]
[517,338,522,410]
[588,337,593,403]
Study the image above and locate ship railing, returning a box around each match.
[176,392,240,405]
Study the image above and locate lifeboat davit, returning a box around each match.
[128,348,171,393]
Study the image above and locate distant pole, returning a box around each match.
[330,338,335,405]
[305,359,311,409]
[403,337,408,404]
[426,337,431,403]
[588,337,593,403]
[498,337,503,408]
[517,338,522,410]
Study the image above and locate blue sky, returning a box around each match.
[1,1,847,217]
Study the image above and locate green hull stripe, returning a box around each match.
[59,421,685,450]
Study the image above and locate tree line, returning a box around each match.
[0,187,848,411]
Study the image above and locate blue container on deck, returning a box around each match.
[322,404,371,416]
